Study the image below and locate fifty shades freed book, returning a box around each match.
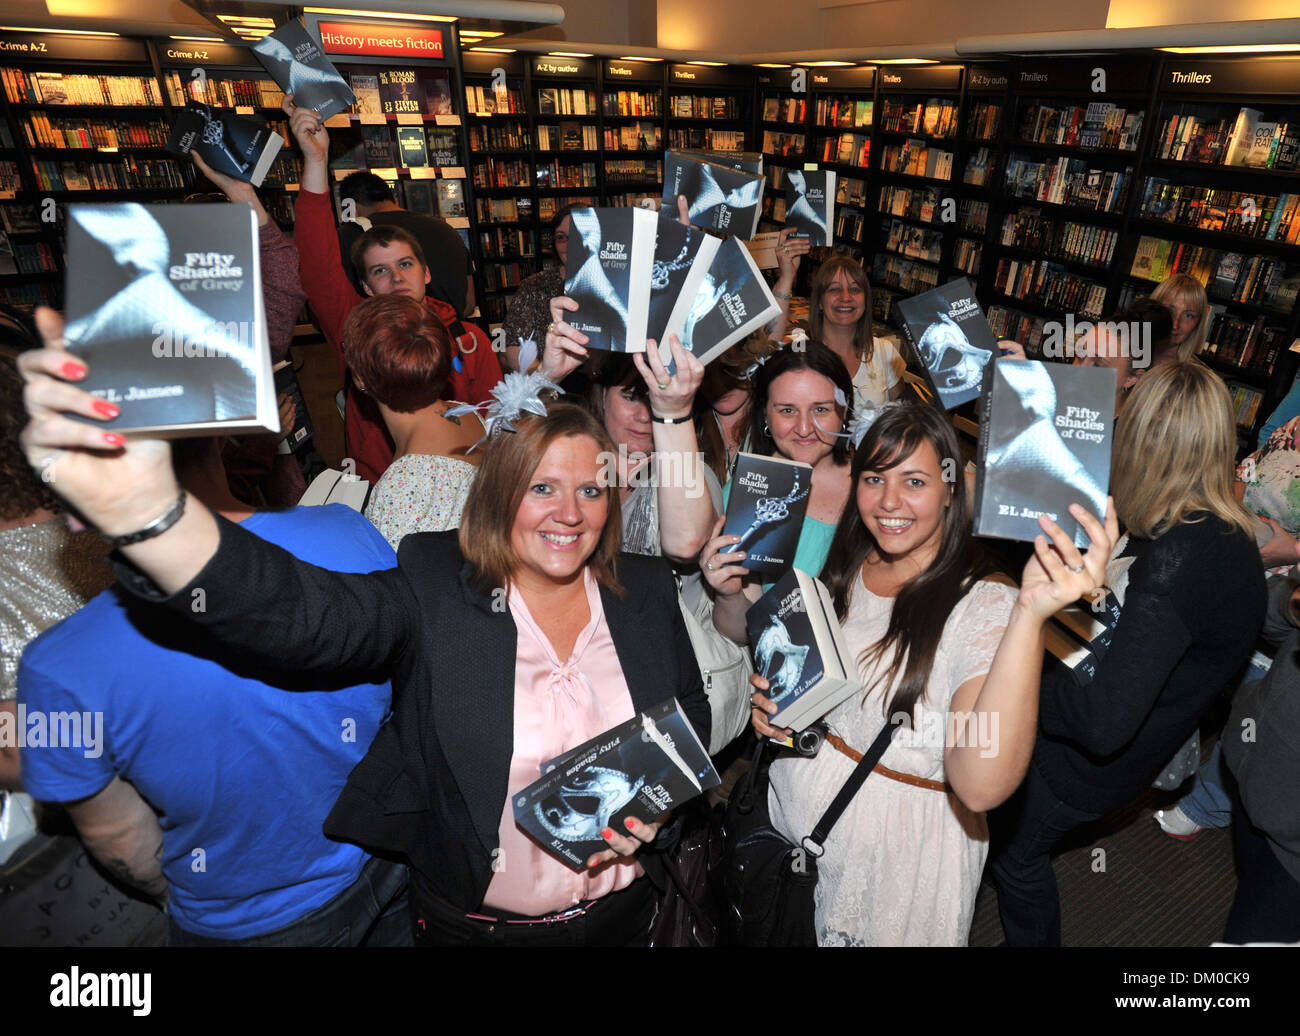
[895,278,998,411]
[563,206,656,352]
[663,235,781,366]
[513,699,719,869]
[165,103,283,187]
[62,202,276,436]
[974,359,1115,548]
[251,20,355,120]
[745,569,859,734]
[784,169,836,246]
[663,150,764,239]
[722,452,812,579]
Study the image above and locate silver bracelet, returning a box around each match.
[772,289,793,301]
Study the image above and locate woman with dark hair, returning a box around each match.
[342,294,483,548]
[702,340,856,642]
[740,402,1116,945]
[695,335,778,484]
[18,309,710,946]
[500,202,591,373]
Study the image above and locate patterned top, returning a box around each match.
[1239,414,1300,536]
[364,453,478,549]
[502,266,564,362]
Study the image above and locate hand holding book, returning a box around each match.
[190,152,267,226]
[748,677,792,741]
[632,332,701,418]
[1016,498,1118,623]
[539,295,590,382]
[584,813,670,870]
[282,95,329,173]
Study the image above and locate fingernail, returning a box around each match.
[103,432,125,447]
[624,817,638,831]
[92,400,120,419]
[61,361,87,379]
[601,827,614,840]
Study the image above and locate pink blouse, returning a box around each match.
[482,570,643,915]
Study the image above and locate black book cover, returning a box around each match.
[974,359,1116,548]
[664,236,781,367]
[645,215,717,349]
[426,128,459,167]
[251,21,355,121]
[663,150,764,239]
[273,358,315,453]
[744,569,858,733]
[359,125,394,168]
[722,452,812,578]
[403,180,435,215]
[682,149,763,175]
[563,206,656,352]
[512,699,719,869]
[166,103,284,187]
[378,69,422,116]
[396,126,428,167]
[63,202,275,435]
[783,169,835,246]
[895,278,998,410]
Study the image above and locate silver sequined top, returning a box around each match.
[0,519,113,701]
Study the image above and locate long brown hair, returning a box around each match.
[458,404,624,594]
[808,255,875,366]
[820,402,991,721]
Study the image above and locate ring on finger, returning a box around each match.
[706,561,714,571]
[1069,563,1085,574]
[546,322,556,338]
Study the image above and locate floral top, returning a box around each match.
[364,453,478,549]
[1239,415,1300,535]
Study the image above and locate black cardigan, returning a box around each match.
[116,517,709,912]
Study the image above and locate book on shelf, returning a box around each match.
[745,568,859,735]
[422,72,454,117]
[377,69,422,116]
[359,125,394,167]
[783,169,836,246]
[663,235,781,366]
[63,202,276,436]
[251,20,355,121]
[663,150,763,239]
[396,126,428,167]
[403,179,435,215]
[974,360,1115,548]
[723,452,812,579]
[894,279,998,411]
[563,206,657,352]
[436,179,466,218]
[349,74,382,116]
[165,103,284,188]
[512,698,718,869]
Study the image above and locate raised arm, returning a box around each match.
[765,227,811,342]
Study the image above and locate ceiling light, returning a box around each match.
[170,35,225,42]
[469,47,516,53]
[799,61,855,67]
[304,8,456,21]
[754,63,791,69]
[618,56,663,62]
[548,51,593,57]
[1160,44,1300,54]
[687,61,727,66]
[0,26,120,36]
[867,58,940,64]
[460,30,504,38]
[217,16,275,26]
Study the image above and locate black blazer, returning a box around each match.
[124,518,709,911]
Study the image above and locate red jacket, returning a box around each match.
[295,187,501,483]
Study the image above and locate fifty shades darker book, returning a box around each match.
[722,452,812,579]
[512,699,719,869]
[563,206,657,352]
[62,202,276,435]
[895,278,998,410]
[251,20,355,121]
[974,359,1116,548]
[783,169,836,246]
[745,569,859,734]
[165,103,283,187]
[663,150,764,239]
[663,235,781,366]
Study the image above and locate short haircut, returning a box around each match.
[584,351,648,429]
[338,171,396,208]
[1112,362,1255,540]
[1150,273,1210,362]
[747,339,854,465]
[350,224,428,285]
[458,404,624,595]
[340,294,451,412]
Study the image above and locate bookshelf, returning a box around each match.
[599,59,665,210]
[950,64,1009,292]
[755,65,813,233]
[805,65,876,257]
[667,62,751,153]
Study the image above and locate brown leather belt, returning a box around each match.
[826,733,949,793]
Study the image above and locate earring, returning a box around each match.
[763,421,771,438]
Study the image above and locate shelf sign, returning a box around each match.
[876,65,963,91]
[1016,60,1150,94]
[318,21,443,59]
[0,32,145,63]
[1164,57,1300,96]
[806,66,875,90]
[158,42,248,67]
[967,68,1009,92]
[531,55,594,77]
[668,63,747,87]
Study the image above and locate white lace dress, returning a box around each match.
[768,577,1017,946]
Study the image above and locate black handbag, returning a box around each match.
[648,799,725,948]
[721,722,894,947]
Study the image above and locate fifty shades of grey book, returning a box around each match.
[974,359,1115,548]
[563,206,657,352]
[251,20,355,120]
[722,452,812,579]
[663,150,764,239]
[165,103,283,187]
[783,169,836,246]
[745,569,859,734]
[512,699,719,869]
[662,235,781,366]
[63,202,276,436]
[646,214,720,360]
[895,278,998,411]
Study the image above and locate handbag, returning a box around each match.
[677,579,754,755]
[722,722,894,947]
[648,800,725,948]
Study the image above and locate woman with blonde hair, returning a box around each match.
[990,361,1266,946]
[1151,272,1210,363]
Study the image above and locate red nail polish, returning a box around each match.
[103,433,125,447]
[624,817,638,831]
[92,400,120,419]
[601,828,614,840]
[61,361,87,379]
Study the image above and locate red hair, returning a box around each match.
[341,294,451,412]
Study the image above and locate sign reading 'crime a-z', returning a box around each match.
[318,22,443,59]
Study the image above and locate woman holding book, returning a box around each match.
[17,316,710,947]
[741,402,1116,946]
[989,363,1265,945]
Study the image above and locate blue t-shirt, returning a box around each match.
[19,505,397,939]
[722,480,838,587]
